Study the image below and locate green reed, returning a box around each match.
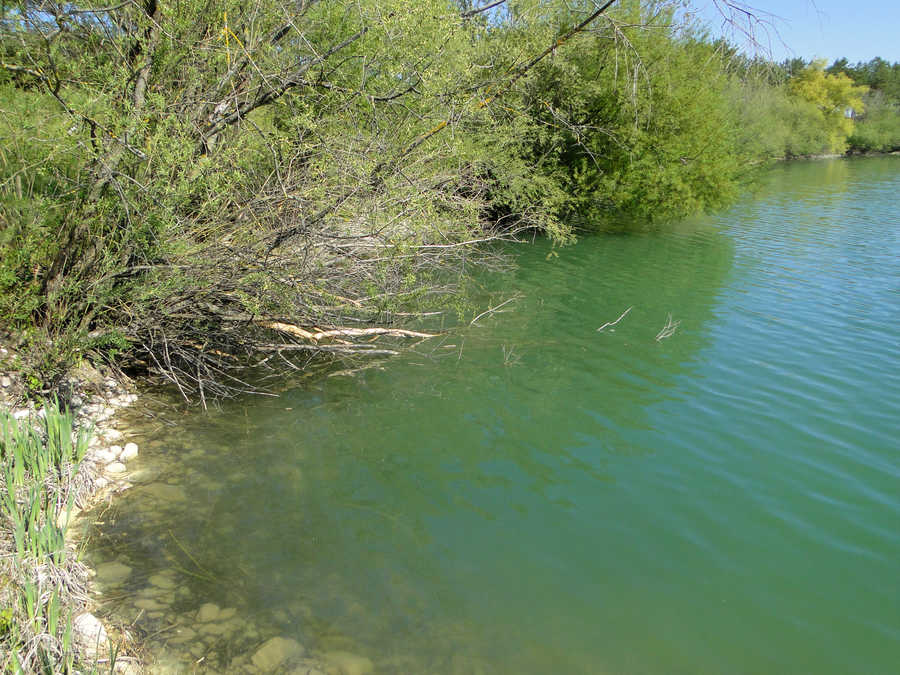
[1,403,92,673]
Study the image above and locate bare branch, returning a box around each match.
[597,306,633,332]
[655,314,681,341]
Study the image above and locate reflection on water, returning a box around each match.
[87,157,900,674]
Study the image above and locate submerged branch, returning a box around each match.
[597,306,633,332]
[655,314,681,341]
[261,322,437,342]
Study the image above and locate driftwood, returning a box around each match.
[260,322,436,342]
[597,306,633,332]
[655,314,681,341]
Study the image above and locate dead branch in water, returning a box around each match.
[597,306,633,332]
[470,295,522,326]
[655,314,681,341]
[261,322,436,342]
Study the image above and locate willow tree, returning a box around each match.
[518,1,761,228]
[1,0,627,398]
[3,0,775,397]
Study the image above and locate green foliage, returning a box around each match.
[848,92,900,152]
[0,404,91,672]
[826,57,900,153]
[788,60,868,153]
[520,5,750,228]
[1,0,896,394]
[829,57,900,101]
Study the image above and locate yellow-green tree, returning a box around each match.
[789,60,868,152]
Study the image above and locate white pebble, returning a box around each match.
[120,443,139,461]
[94,448,117,463]
[103,429,124,442]
[106,462,127,474]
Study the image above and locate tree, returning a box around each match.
[788,60,867,153]
[0,0,623,398]
[520,2,753,227]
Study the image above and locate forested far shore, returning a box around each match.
[1,0,898,400]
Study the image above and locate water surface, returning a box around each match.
[89,157,900,674]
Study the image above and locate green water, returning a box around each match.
[89,157,900,674]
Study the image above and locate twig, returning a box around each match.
[655,314,681,341]
[470,295,520,326]
[597,306,633,332]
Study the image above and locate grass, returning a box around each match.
[0,402,94,673]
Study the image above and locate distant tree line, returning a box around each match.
[825,57,900,153]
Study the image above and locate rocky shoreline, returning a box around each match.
[2,341,373,674]
[1,340,146,671]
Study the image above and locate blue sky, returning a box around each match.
[688,1,900,64]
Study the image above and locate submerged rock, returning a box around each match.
[106,461,127,474]
[134,597,164,611]
[95,560,132,585]
[148,572,177,589]
[196,602,221,622]
[167,626,197,645]
[251,637,306,671]
[143,483,187,502]
[120,442,139,461]
[217,606,237,621]
[199,618,241,636]
[289,660,328,675]
[323,651,374,675]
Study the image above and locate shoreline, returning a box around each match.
[2,342,366,674]
[1,338,147,672]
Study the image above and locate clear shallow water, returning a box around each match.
[89,158,900,673]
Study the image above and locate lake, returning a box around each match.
[87,157,900,674]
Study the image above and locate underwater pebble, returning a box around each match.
[252,637,305,671]
[106,461,127,474]
[95,561,132,585]
[217,607,237,621]
[200,619,240,636]
[323,651,374,675]
[120,442,139,461]
[143,483,187,502]
[134,597,166,611]
[149,572,176,589]
[170,627,196,641]
[196,603,221,622]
